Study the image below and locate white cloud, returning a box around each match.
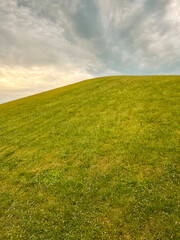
[166,0,180,24]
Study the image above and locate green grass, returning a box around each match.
[0,75,180,239]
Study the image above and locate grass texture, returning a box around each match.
[0,76,180,239]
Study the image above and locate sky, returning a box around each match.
[0,0,180,103]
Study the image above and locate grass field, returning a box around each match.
[0,76,180,239]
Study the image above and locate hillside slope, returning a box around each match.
[0,76,180,239]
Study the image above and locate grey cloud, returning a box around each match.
[0,0,179,102]
[71,0,103,39]
[95,0,180,74]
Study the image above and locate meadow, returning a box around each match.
[0,75,179,239]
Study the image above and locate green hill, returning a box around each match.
[0,76,179,239]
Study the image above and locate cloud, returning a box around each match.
[129,0,180,73]
[0,65,92,103]
[0,0,179,102]
[97,0,143,30]
[0,0,99,102]
[0,0,99,67]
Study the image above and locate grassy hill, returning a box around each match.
[0,76,179,239]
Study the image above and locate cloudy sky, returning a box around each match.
[0,0,180,103]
